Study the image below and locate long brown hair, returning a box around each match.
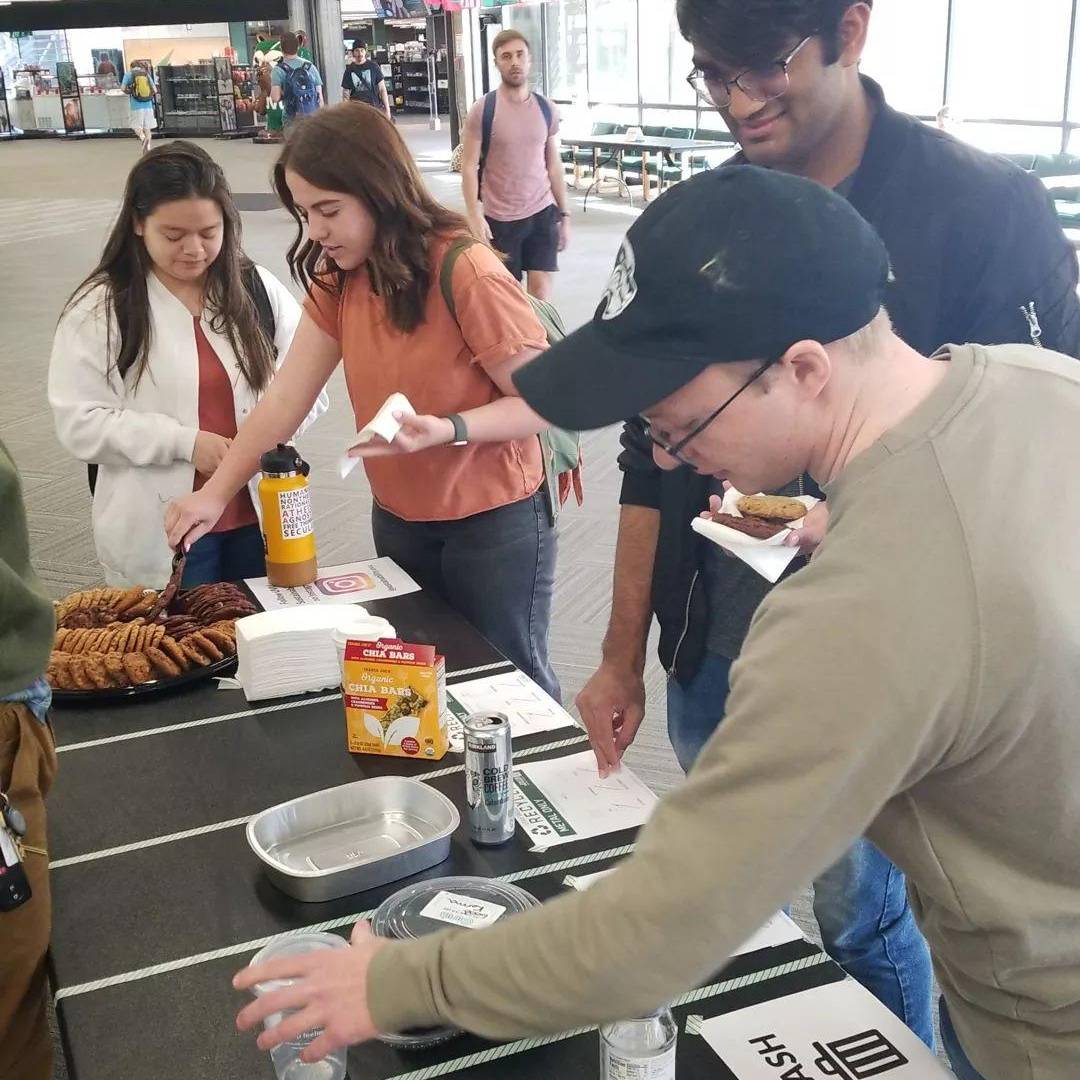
[273,103,471,334]
[64,140,276,392]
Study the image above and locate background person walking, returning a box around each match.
[271,32,324,126]
[461,30,570,302]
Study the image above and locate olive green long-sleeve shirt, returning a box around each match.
[369,344,1080,1080]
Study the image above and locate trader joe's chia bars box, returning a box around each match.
[342,639,448,760]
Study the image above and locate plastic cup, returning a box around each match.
[332,614,397,676]
[249,933,349,1080]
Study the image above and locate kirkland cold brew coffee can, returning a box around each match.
[463,712,515,845]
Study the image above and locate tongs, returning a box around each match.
[148,546,187,621]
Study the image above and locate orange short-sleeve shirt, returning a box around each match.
[305,235,547,522]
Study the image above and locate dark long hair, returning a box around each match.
[64,140,276,392]
[273,103,471,334]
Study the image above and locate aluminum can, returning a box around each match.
[463,712,515,845]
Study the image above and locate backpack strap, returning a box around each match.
[534,92,554,135]
[477,91,497,199]
[241,263,277,345]
[439,235,477,324]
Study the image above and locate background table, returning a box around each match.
[561,134,733,203]
[47,588,842,1080]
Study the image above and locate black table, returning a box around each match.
[47,588,841,1080]
[562,134,734,203]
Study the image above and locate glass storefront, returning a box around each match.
[494,0,1080,156]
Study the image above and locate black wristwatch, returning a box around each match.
[445,413,469,446]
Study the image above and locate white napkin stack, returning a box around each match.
[236,605,395,703]
[690,486,820,583]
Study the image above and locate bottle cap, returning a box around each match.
[259,443,310,477]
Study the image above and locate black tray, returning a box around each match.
[51,655,237,706]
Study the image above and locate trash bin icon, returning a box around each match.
[813,1029,909,1077]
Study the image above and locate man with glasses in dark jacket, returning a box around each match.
[576,0,1080,1050]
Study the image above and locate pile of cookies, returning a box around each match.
[47,583,255,693]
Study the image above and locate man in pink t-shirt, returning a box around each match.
[461,29,571,301]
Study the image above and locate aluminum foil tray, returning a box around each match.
[247,776,460,902]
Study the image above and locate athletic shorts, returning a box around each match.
[130,110,157,134]
[487,203,560,281]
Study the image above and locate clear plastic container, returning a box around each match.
[370,876,539,1049]
[599,1007,678,1080]
[249,933,349,1080]
[331,610,396,674]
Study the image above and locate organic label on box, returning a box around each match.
[419,890,507,929]
[342,639,448,760]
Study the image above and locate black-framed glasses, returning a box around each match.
[687,35,814,110]
[641,358,775,469]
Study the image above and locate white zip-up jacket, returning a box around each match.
[48,267,327,587]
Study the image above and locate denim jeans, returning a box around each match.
[666,652,935,1048]
[371,492,560,701]
[940,999,988,1079]
[181,523,266,587]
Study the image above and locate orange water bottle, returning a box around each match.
[257,444,318,587]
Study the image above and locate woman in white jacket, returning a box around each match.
[49,141,326,588]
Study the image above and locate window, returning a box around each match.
[949,0,1072,122]
[587,0,637,102]
[500,7,545,91]
[544,0,587,102]
[860,0,948,117]
[637,0,695,106]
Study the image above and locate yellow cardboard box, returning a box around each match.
[342,638,448,760]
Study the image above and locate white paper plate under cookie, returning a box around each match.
[691,486,819,583]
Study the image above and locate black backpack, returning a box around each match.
[87,265,276,496]
[477,90,554,199]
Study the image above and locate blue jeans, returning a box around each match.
[371,492,560,701]
[940,999,987,1079]
[666,652,935,1048]
[181,523,266,587]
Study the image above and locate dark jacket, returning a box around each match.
[619,77,1080,682]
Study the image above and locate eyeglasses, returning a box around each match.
[687,35,814,110]
[641,358,775,469]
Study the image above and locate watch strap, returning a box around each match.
[446,413,469,446]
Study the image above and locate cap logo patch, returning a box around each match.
[599,237,637,321]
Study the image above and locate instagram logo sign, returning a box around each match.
[316,572,376,596]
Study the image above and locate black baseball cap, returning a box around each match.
[513,165,890,430]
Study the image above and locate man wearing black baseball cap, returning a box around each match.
[235,168,1080,1080]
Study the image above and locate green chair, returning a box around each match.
[689,127,736,173]
[618,124,667,180]
[573,121,620,177]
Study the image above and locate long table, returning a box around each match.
[561,133,734,203]
[47,587,843,1080]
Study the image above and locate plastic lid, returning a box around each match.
[259,442,309,476]
[372,876,539,942]
[331,611,396,649]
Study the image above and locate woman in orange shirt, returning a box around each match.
[166,105,560,699]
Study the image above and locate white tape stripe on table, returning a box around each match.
[380,954,833,1080]
[52,837,632,1002]
[55,662,515,755]
[50,733,590,870]
[55,693,341,754]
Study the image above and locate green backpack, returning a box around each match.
[439,235,582,525]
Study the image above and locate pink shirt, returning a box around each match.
[466,88,559,223]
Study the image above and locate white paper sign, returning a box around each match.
[513,751,658,851]
[732,912,805,957]
[245,558,420,611]
[419,890,507,929]
[700,979,952,1078]
[563,876,803,959]
[446,670,579,751]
